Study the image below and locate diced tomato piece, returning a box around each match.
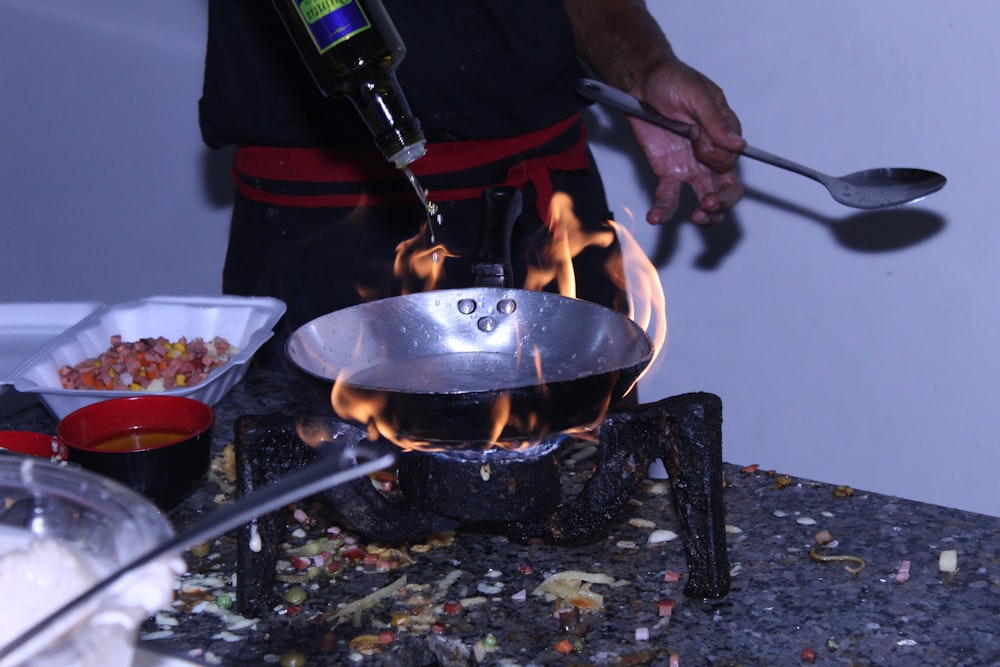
[554,638,574,654]
[79,371,97,389]
[657,598,676,616]
[341,547,366,561]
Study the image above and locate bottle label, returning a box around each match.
[294,0,371,54]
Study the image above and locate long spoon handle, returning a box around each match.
[0,444,395,663]
[575,78,831,184]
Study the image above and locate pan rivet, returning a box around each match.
[457,298,477,315]
[496,298,517,314]
[477,316,497,332]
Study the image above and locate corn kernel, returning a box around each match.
[175,374,187,386]
[129,383,141,390]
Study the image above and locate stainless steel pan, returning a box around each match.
[286,285,652,444]
[286,188,653,444]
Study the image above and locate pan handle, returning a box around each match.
[474,186,523,288]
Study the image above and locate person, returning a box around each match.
[200,0,745,369]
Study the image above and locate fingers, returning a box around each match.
[690,172,744,227]
[647,179,682,225]
[690,124,745,174]
[647,170,744,227]
[626,105,744,227]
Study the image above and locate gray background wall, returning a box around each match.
[1,1,997,516]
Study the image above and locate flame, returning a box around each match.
[610,210,668,381]
[392,220,456,294]
[523,192,616,297]
[486,392,513,446]
[329,191,667,453]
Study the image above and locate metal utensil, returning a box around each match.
[286,187,653,445]
[576,78,947,210]
[0,443,395,664]
[287,286,652,444]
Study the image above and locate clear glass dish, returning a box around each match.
[0,456,181,667]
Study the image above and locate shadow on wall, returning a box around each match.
[584,110,946,271]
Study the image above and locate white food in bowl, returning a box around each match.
[0,458,184,667]
[0,534,100,645]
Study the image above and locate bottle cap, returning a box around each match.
[387,141,427,169]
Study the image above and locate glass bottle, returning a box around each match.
[272,0,427,168]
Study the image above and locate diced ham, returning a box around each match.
[59,335,236,392]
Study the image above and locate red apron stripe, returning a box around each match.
[234,114,582,183]
[232,114,589,220]
[231,182,513,209]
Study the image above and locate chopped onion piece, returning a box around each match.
[332,575,407,626]
[649,529,678,544]
[531,570,621,611]
[939,549,958,573]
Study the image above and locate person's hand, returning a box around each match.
[628,60,746,226]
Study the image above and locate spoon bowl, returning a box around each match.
[741,145,947,209]
[822,166,947,209]
[577,78,947,210]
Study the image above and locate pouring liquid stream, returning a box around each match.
[403,167,442,258]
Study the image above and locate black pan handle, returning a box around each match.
[474,186,522,288]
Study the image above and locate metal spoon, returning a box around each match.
[0,442,395,664]
[576,78,947,210]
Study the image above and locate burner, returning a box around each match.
[233,392,729,614]
[397,436,566,522]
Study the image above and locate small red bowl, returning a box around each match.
[0,430,68,461]
[57,395,214,508]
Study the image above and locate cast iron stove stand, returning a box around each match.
[232,392,729,613]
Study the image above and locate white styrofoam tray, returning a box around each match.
[10,295,285,419]
[0,301,103,398]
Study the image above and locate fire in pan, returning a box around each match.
[286,188,654,447]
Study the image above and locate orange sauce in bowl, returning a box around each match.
[90,428,193,452]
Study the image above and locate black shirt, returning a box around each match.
[200,0,591,149]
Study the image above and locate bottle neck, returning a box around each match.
[347,71,427,168]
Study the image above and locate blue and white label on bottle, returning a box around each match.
[294,0,371,54]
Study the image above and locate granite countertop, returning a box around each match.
[3,368,998,666]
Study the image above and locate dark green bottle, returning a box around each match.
[272,0,427,168]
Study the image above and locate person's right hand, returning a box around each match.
[626,60,746,226]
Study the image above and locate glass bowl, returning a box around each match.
[0,456,181,667]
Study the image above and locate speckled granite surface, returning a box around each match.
[3,369,999,666]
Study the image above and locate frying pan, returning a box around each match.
[286,188,653,444]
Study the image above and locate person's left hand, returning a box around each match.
[627,60,746,226]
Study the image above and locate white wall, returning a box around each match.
[1,2,997,516]
[0,0,231,301]
[625,2,1000,516]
